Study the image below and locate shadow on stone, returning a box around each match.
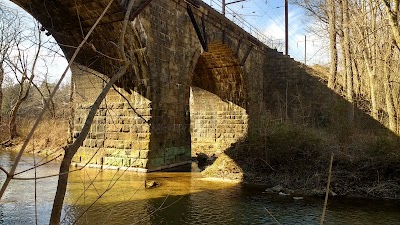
[203,57,400,199]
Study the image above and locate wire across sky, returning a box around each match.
[205,0,329,65]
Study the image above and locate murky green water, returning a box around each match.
[0,150,399,224]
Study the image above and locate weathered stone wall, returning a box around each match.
[72,65,152,171]
[70,0,270,171]
[190,87,248,156]
[190,41,249,156]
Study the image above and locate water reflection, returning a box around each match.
[0,150,400,225]
[0,150,59,224]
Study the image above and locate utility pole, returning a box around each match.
[222,0,247,16]
[285,0,288,55]
[298,35,318,65]
[304,35,306,64]
[222,0,226,15]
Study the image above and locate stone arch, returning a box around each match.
[8,0,256,171]
[10,0,150,93]
[193,42,247,105]
[189,41,248,157]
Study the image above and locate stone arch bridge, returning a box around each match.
[12,0,307,171]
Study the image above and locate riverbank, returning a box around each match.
[2,118,399,200]
[0,119,68,159]
[202,122,400,200]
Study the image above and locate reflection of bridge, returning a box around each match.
[12,0,303,171]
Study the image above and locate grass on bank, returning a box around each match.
[1,118,68,157]
[204,119,400,199]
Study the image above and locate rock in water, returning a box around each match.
[144,180,159,188]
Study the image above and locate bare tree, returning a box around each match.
[327,0,338,89]
[0,4,24,124]
[383,42,397,131]
[382,0,400,50]
[297,0,400,132]
[5,23,42,139]
[340,0,354,122]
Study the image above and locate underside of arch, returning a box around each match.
[11,0,150,93]
[190,42,248,156]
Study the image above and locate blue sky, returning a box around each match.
[205,0,329,65]
[1,0,70,84]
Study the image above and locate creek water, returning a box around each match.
[0,150,399,225]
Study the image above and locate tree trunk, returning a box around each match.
[342,0,353,103]
[328,0,338,90]
[368,0,379,120]
[342,0,354,124]
[383,44,397,132]
[0,64,3,124]
[9,76,32,139]
[338,0,347,94]
[48,152,72,225]
[382,0,400,50]
[367,62,378,119]
[49,63,129,225]
[351,56,361,98]
[44,82,56,118]
[67,77,75,143]
[9,100,22,139]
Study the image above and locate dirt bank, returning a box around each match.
[0,119,68,160]
[202,124,400,199]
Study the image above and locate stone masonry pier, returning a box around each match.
[11,0,303,171]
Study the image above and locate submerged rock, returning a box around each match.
[144,180,159,189]
[311,188,337,197]
[293,196,304,200]
[265,185,294,195]
[278,191,290,196]
[271,185,284,192]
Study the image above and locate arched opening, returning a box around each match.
[190,42,248,157]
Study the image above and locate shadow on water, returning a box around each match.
[63,180,400,225]
[1,150,400,224]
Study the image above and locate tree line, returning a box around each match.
[0,2,70,141]
[296,0,400,134]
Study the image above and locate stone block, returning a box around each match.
[122,125,130,132]
[104,140,117,148]
[95,140,104,148]
[116,142,125,150]
[124,141,132,149]
[119,132,132,141]
[105,133,119,140]
[140,150,149,159]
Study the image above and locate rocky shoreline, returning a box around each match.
[201,153,400,200]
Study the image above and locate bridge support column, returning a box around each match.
[71,62,192,172]
[146,84,192,170]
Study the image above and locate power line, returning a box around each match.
[251,0,306,55]
[208,0,311,60]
